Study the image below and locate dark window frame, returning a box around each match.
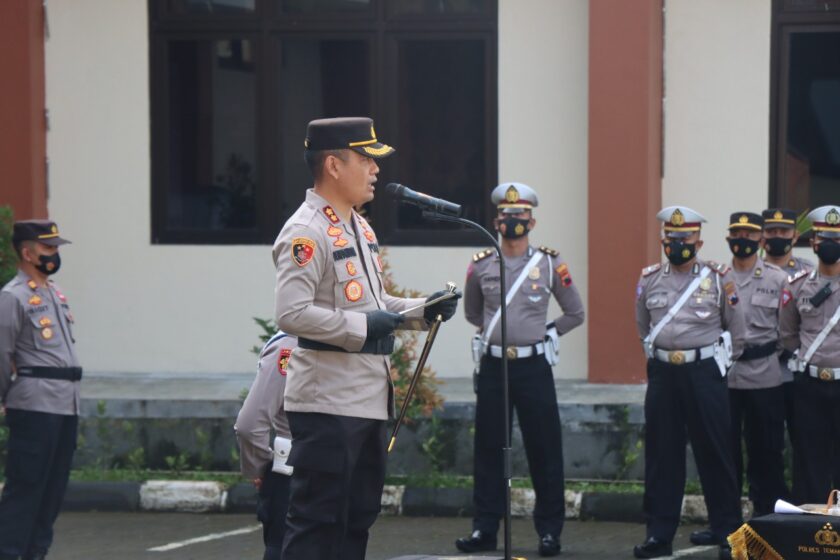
[149,0,498,245]
[770,0,840,234]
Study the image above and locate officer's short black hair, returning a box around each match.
[304,149,348,181]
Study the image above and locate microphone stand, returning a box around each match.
[421,210,513,560]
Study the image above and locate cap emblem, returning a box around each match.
[774,211,783,220]
[505,185,519,203]
[739,215,749,224]
[671,209,685,226]
[827,208,840,226]
[51,225,58,233]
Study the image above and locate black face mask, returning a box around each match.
[34,253,61,276]
[816,240,840,265]
[728,237,760,259]
[664,241,696,265]
[498,217,530,239]
[764,236,792,257]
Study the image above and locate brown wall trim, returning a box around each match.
[588,0,663,383]
[0,0,47,220]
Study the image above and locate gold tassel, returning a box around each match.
[727,523,784,560]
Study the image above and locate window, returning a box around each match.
[149,0,497,245]
[771,0,840,220]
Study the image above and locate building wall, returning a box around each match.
[43,0,590,379]
[662,0,776,261]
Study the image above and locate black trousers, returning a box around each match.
[472,353,565,538]
[257,465,291,560]
[729,386,787,516]
[281,411,386,560]
[791,375,840,504]
[0,409,78,558]
[643,359,742,542]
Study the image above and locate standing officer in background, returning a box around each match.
[456,183,584,558]
[634,207,745,560]
[761,208,813,478]
[780,205,840,504]
[235,332,298,560]
[0,220,81,560]
[697,213,786,534]
[273,117,460,560]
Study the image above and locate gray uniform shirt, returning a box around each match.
[464,245,585,346]
[0,271,81,415]
[780,269,840,368]
[769,256,814,382]
[727,260,786,389]
[273,189,426,421]
[234,333,295,480]
[635,260,746,357]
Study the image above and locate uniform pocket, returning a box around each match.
[645,292,668,310]
[333,259,368,307]
[286,441,345,523]
[29,314,61,349]
[750,293,779,328]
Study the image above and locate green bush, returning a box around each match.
[0,205,16,287]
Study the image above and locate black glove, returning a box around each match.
[423,290,463,322]
[361,310,404,354]
[365,310,405,340]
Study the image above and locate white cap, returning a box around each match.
[491,182,539,214]
[656,206,707,238]
[808,205,840,238]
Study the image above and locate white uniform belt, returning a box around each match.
[488,342,546,360]
[807,365,840,381]
[654,344,716,365]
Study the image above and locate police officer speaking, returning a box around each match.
[273,117,460,560]
[234,332,298,560]
[456,182,584,557]
[780,205,840,504]
[634,207,745,560]
[0,220,81,560]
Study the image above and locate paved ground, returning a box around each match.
[48,513,720,559]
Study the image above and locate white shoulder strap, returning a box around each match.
[802,301,840,364]
[645,267,711,348]
[482,251,544,345]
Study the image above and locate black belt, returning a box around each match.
[16,366,83,381]
[737,341,778,362]
[298,335,394,355]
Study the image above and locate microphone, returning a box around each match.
[385,183,462,217]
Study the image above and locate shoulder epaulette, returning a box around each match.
[641,263,661,277]
[789,270,808,284]
[706,260,730,275]
[538,245,559,257]
[472,248,495,262]
[763,262,782,272]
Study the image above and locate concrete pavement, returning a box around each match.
[47,513,721,559]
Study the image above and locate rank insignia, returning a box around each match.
[344,280,363,302]
[323,206,340,224]
[377,255,384,271]
[754,268,762,276]
[788,259,796,269]
[55,289,66,302]
[333,237,349,248]
[781,289,793,307]
[291,237,316,267]
[346,261,358,276]
[28,295,42,306]
[700,277,712,291]
[555,264,572,287]
[528,267,540,280]
[327,226,342,237]
[277,348,292,376]
[364,230,375,242]
[41,327,53,340]
[39,317,52,327]
[27,280,37,290]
